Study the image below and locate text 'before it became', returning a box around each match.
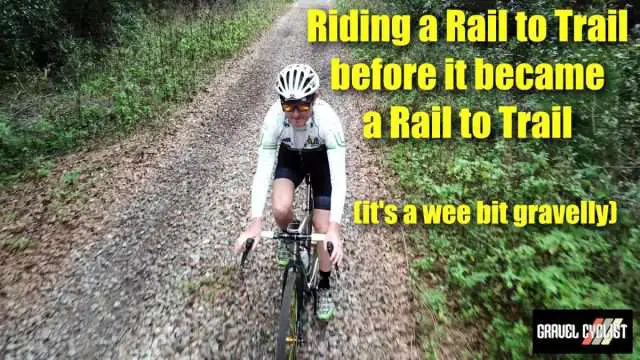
[330,57,606,92]
[353,200,618,228]
[308,9,629,45]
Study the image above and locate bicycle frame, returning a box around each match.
[278,171,318,346]
[280,150,320,295]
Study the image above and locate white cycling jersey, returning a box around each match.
[250,98,347,224]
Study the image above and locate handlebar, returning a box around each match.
[259,231,325,242]
[240,231,340,274]
[260,231,335,263]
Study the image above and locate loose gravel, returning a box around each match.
[2,1,419,359]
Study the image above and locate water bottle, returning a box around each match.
[300,248,310,271]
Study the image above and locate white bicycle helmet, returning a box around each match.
[275,64,320,101]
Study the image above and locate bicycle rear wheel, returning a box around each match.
[276,268,301,360]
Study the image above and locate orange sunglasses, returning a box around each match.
[281,101,312,113]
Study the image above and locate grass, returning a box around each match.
[5,212,17,222]
[182,270,234,303]
[182,277,218,295]
[0,0,294,184]
[2,236,32,251]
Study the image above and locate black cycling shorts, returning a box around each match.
[274,144,332,210]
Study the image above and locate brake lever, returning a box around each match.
[240,238,255,268]
[326,242,340,279]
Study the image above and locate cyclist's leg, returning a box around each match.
[272,179,295,230]
[306,149,336,320]
[306,147,333,272]
[313,208,336,320]
[273,146,303,267]
[272,178,297,267]
[312,209,332,272]
[273,145,304,229]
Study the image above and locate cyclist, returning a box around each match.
[233,63,346,321]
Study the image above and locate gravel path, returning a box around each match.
[2,1,419,358]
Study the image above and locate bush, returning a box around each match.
[1,0,293,178]
[339,0,640,357]
[0,0,64,72]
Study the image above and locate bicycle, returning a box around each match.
[240,157,339,360]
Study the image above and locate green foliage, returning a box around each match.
[393,138,639,356]
[61,169,81,185]
[343,0,639,357]
[0,0,263,74]
[0,0,291,180]
[0,0,63,71]
[421,288,448,321]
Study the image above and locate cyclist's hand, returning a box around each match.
[233,218,262,254]
[324,230,343,267]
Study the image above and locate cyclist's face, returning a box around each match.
[286,108,311,127]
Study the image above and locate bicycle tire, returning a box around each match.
[276,268,300,360]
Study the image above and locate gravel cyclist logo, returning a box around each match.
[533,310,633,354]
[581,318,629,346]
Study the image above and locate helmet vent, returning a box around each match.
[274,64,320,100]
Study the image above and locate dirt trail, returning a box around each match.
[2,1,419,358]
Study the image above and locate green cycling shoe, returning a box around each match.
[316,287,336,321]
[276,238,290,267]
[275,219,301,267]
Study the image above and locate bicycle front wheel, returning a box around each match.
[276,268,301,360]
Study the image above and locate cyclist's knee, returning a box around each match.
[313,209,330,233]
[272,201,292,222]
